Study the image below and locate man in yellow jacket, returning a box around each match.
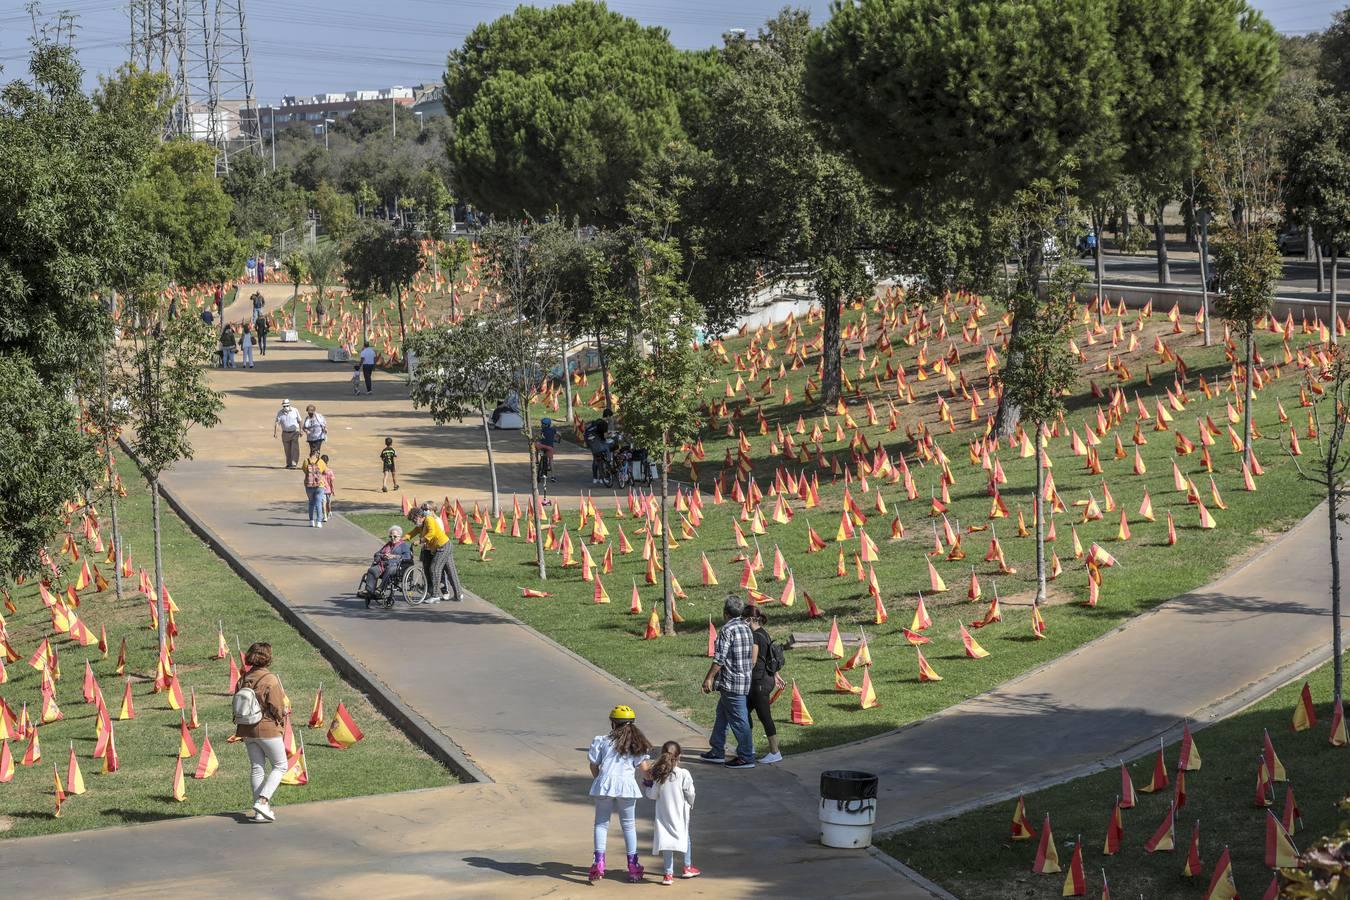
[407,503,462,602]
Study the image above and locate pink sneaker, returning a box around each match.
[588,852,605,883]
[662,873,674,885]
[627,854,645,883]
[681,866,702,879]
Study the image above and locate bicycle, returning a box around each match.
[358,560,427,609]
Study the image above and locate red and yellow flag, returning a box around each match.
[326,701,365,749]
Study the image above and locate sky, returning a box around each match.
[0,0,1343,103]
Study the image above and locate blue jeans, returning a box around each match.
[242,344,254,366]
[593,796,637,854]
[222,347,235,368]
[305,486,325,525]
[709,689,754,761]
[662,837,693,874]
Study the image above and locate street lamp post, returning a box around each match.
[269,106,276,171]
[323,117,335,151]
[1198,209,1212,346]
[391,96,396,138]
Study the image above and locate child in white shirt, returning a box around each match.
[587,705,652,884]
[643,741,699,884]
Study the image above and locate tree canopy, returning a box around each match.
[443,0,717,223]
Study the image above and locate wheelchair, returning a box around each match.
[358,558,428,609]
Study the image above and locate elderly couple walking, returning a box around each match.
[698,594,785,770]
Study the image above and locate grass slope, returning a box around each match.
[349,293,1325,754]
[879,663,1346,899]
[0,455,452,839]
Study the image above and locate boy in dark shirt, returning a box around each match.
[380,437,399,492]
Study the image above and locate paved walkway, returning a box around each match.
[4,286,936,899]
[5,285,1343,897]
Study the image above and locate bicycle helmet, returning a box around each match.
[541,417,552,426]
[609,704,636,722]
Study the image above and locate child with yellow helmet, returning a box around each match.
[587,704,653,883]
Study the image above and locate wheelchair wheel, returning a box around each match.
[401,565,428,605]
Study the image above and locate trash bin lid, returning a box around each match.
[820,769,878,801]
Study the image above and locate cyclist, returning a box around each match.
[537,417,558,476]
[359,525,412,604]
[585,408,614,485]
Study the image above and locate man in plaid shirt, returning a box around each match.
[700,594,757,768]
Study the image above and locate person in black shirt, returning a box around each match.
[585,408,614,484]
[746,608,783,764]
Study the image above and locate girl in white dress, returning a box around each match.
[643,741,700,885]
[588,705,653,883]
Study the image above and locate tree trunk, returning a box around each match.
[820,293,843,409]
[479,401,501,519]
[152,478,167,654]
[660,442,674,635]
[1199,218,1212,347]
[1092,211,1105,325]
[1330,485,1343,700]
[1243,331,1255,471]
[1154,201,1170,285]
[361,299,370,348]
[1034,433,1046,604]
[1332,247,1340,345]
[106,438,124,603]
[524,410,547,580]
[1307,224,1315,262]
[561,339,574,424]
[394,285,408,368]
[1316,240,1326,294]
[596,330,614,414]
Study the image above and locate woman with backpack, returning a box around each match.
[228,641,288,822]
[746,609,785,764]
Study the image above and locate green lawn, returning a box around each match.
[879,662,1347,898]
[0,455,453,839]
[350,295,1325,754]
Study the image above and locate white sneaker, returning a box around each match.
[760,751,784,764]
[425,597,440,604]
[252,798,276,822]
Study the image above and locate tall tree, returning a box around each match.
[684,11,889,407]
[111,305,222,652]
[220,151,307,251]
[301,240,342,326]
[0,46,158,580]
[1205,113,1284,469]
[311,181,356,242]
[997,181,1086,605]
[476,220,576,579]
[608,229,706,635]
[1320,6,1350,96]
[443,0,716,223]
[342,221,422,357]
[406,312,511,517]
[806,0,1116,434]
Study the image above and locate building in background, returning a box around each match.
[256,85,420,138]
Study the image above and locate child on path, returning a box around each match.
[351,364,362,396]
[588,705,653,884]
[380,438,399,492]
[643,741,699,884]
[320,454,335,522]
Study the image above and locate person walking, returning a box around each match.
[220,324,237,369]
[320,453,335,522]
[380,437,399,492]
[407,503,461,602]
[587,705,653,884]
[251,290,264,323]
[227,641,288,822]
[358,342,376,394]
[302,404,327,455]
[642,741,699,884]
[301,451,328,527]
[240,324,256,368]
[274,400,302,468]
[746,608,785,764]
[699,595,756,769]
[256,314,270,356]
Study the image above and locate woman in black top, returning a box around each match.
[256,315,270,355]
[746,608,784,764]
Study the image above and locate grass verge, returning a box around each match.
[0,455,453,840]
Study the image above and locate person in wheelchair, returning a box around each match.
[359,525,412,600]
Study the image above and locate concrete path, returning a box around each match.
[2,286,937,899]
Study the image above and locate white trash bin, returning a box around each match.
[818,770,878,848]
